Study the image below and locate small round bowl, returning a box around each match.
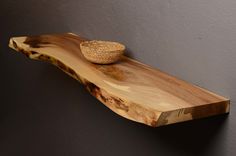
[80,40,125,64]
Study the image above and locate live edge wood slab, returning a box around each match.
[9,33,230,127]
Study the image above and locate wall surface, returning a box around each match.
[1,0,235,156]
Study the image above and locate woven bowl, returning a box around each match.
[80,40,125,64]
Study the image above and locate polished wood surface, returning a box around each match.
[9,33,230,127]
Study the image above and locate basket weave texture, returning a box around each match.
[80,40,125,64]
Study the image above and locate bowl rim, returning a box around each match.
[80,40,125,53]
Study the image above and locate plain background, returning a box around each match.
[1,0,235,155]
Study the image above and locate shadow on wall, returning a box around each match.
[96,110,229,156]
[0,0,69,125]
[141,115,229,155]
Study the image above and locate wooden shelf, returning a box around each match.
[9,33,230,127]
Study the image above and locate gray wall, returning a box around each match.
[66,0,236,98]
[1,0,235,155]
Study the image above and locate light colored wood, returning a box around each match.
[9,33,230,127]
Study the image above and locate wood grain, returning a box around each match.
[9,33,230,127]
